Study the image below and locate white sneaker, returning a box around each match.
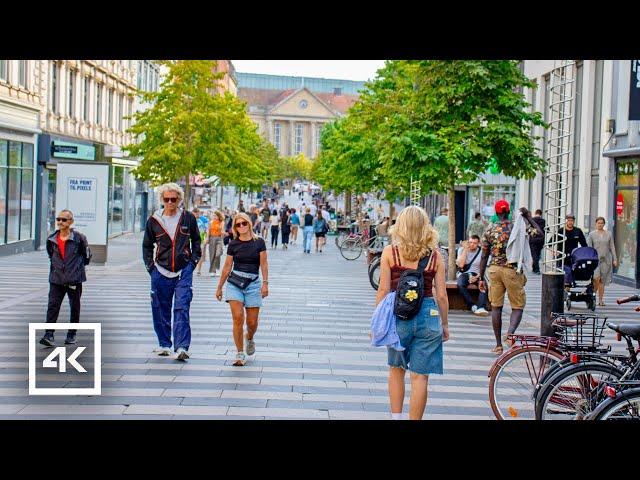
[154,346,171,356]
[245,332,256,356]
[233,352,247,366]
[176,347,190,361]
[471,305,478,314]
[210,272,216,277]
[474,307,489,317]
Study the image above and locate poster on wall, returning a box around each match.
[630,60,640,121]
[56,162,109,246]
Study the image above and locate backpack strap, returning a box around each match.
[417,252,431,272]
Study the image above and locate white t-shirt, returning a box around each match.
[321,209,330,223]
[309,204,317,217]
[156,209,183,278]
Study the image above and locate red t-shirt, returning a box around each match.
[57,235,67,260]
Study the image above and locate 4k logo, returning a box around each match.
[43,347,87,373]
[29,323,101,396]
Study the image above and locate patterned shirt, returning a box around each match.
[482,219,514,268]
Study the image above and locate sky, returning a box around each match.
[231,60,386,81]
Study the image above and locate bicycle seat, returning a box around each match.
[607,323,640,341]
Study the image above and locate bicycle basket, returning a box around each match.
[551,312,608,351]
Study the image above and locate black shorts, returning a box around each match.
[315,232,326,238]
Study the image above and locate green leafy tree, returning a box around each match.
[124,60,270,209]
[319,60,546,278]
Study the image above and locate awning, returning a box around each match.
[602,146,640,158]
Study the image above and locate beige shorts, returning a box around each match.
[487,265,527,309]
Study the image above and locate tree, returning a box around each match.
[318,60,547,279]
[124,60,270,209]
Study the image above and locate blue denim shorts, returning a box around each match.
[387,297,444,375]
[225,270,263,308]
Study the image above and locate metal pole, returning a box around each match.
[541,60,576,336]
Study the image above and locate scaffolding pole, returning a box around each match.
[541,60,576,336]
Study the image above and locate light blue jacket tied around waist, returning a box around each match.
[370,292,405,351]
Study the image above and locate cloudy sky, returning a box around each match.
[232,60,386,81]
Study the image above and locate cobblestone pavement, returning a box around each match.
[0,203,636,419]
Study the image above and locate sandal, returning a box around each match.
[233,352,247,366]
[491,345,504,355]
[503,336,515,349]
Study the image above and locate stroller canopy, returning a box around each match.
[571,246,599,280]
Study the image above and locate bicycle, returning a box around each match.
[535,295,640,420]
[488,312,609,420]
[340,229,382,261]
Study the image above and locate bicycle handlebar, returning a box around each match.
[616,294,640,305]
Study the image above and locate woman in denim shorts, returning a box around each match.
[374,205,450,420]
[216,212,269,366]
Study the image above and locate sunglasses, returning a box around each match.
[56,217,71,222]
[235,221,249,228]
[163,197,179,203]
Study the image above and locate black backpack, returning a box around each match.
[394,253,432,320]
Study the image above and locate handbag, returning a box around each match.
[227,271,258,290]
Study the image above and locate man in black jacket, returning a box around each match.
[40,209,91,347]
[529,209,546,274]
[142,183,201,361]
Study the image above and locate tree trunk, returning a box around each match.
[389,201,396,220]
[219,183,224,211]
[184,172,191,211]
[345,190,352,221]
[447,188,456,281]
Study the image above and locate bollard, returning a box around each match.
[540,272,564,337]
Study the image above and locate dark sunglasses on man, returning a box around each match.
[163,197,179,203]
[56,217,71,222]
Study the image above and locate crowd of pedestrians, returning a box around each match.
[37,179,625,421]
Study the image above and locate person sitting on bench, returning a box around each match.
[456,235,489,316]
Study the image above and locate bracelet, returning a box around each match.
[263,281,269,284]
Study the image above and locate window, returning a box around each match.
[128,97,134,130]
[0,60,6,81]
[118,94,124,131]
[614,160,639,281]
[137,61,143,89]
[146,65,152,92]
[18,60,27,88]
[108,89,114,128]
[295,123,303,155]
[83,77,90,121]
[96,84,103,125]
[51,63,59,114]
[316,124,323,155]
[68,70,76,117]
[274,122,281,152]
[0,140,34,244]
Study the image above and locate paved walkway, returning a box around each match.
[0,223,636,419]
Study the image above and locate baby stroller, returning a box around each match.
[563,246,599,311]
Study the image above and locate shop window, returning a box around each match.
[615,160,638,281]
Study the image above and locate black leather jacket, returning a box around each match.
[46,230,91,285]
[142,209,201,273]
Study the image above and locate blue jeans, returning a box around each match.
[303,226,314,252]
[456,273,487,309]
[387,297,444,375]
[150,262,194,351]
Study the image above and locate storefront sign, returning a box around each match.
[630,60,640,121]
[617,193,624,215]
[56,162,109,246]
[51,141,95,161]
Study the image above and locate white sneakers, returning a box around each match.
[176,347,190,361]
[245,332,256,356]
[154,346,172,356]
[210,272,217,277]
[472,306,489,316]
[233,352,247,366]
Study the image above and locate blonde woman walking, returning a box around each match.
[587,217,618,306]
[207,210,225,277]
[216,212,269,366]
[374,206,449,420]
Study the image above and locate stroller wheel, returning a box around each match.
[565,296,571,311]
[588,296,596,311]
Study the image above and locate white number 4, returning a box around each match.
[43,347,87,373]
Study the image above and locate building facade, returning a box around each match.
[0,60,41,256]
[237,73,364,159]
[518,60,640,287]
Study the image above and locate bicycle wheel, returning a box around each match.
[369,257,381,291]
[489,346,564,420]
[535,362,624,420]
[340,238,363,260]
[590,387,640,420]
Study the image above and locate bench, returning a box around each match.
[446,281,492,311]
